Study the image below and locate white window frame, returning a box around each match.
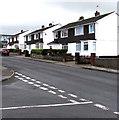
[93,41,96,51]
[75,26,84,36]
[76,43,81,51]
[89,23,95,34]
[61,29,68,38]
[40,33,43,39]
[62,44,68,50]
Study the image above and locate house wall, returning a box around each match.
[50,44,62,49]
[95,12,117,56]
[43,25,61,49]
[67,40,96,56]
[19,30,32,52]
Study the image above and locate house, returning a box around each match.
[7,30,32,52]
[24,23,61,54]
[48,11,118,57]
[0,34,12,48]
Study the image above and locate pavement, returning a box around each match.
[23,56,118,74]
[0,66,14,82]
[1,55,118,82]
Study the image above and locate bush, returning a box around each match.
[31,49,67,56]
[13,49,19,53]
[8,49,19,53]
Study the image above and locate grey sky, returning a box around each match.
[0,0,118,34]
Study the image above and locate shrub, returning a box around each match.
[13,49,19,53]
[31,49,67,56]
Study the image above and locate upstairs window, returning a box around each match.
[54,32,58,39]
[40,33,43,39]
[84,42,88,51]
[35,34,39,39]
[75,26,84,36]
[89,24,95,33]
[61,29,68,38]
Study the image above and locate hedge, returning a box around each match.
[8,49,19,53]
[31,49,67,55]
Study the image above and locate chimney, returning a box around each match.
[21,30,24,33]
[49,23,52,26]
[42,25,45,29]
[79,16,84,21]
[95,11,100,16]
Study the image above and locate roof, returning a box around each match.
[29,24,57,35]
[54,11,114,32]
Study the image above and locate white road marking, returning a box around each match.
[21,75,26,78]
[25,77,31,80]
[33,84,40,87]
[40,87,48,91]
[17,73,22,76]
[79,98,89,102]
[68,100,80,103]
[36,81,41,84]
[22,80,28,83]
[0,101,93,110]
[114,112,119,115]
[31,79,36,82]
[28,82,34,85]
[58,90,65,93]
[48,90,56,95]
[94,104,109,111]
[43,84,49,87]
[17,77,24,80]
[15,72,19,74]
[58,95,67,99]
[14,76,19,78]
[49,86,57,90]
[68,94,77,98]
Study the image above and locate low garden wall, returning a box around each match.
[94,58,119,70]
[31,49,74,62]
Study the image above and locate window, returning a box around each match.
[75,26,84,35]
[35,34,39,39]
[84,42,88,51]
[54,32,58,39]
[40,33,43,39]
[35,42,39,49]
[29,45,31,49]
[89,24,95,33]
[62,44,68,50]
[76,43,81,51]
[93,41,96,51]
[61,29,68,38]
[29,35,31,41]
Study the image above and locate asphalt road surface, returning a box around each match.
[1,56,118,119]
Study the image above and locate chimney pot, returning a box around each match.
[79,16,84,21]
[49,23,52,26]
[95,11,100,16]
[42,25,45,29]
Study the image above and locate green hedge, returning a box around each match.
[8,49,19,53]
[31,49,67,55]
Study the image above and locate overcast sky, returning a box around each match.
[0,0,118,34]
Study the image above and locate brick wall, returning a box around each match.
[94,58,119,70]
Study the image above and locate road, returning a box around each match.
[1,56,118,119]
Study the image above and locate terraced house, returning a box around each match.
[48,11,118,57]
[24,23,61,54]
[7,30,32,52]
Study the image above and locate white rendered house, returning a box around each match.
[24,23,61,54]
[48,11,118,57]
[7,30,32,51]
